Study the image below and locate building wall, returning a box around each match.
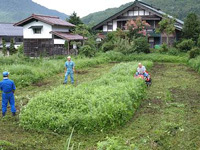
[103,25,107,32]
[23,21,52,39]
[24,39,54,57]
[52,26,69,32]
[113,20,117,31]
[54,39,65,44]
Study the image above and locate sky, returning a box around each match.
[32,0,135,17]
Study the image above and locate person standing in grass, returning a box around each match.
[0,71,16,117]
[63,56,75,84]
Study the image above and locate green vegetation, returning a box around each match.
[188,56,200,73]
[156,16,175,45]
[19,61,153,133]
[2,38,7,56]
[82,0,200,25]
[182,13,200,43]
[67,12,83,25]
[97,137,136,150]
[0,0,68,23]
[82,2,133,25]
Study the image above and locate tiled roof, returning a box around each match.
[0,23,23,36]
[14,14,75,27]
[51,31,86,41]
[93,0,184,30]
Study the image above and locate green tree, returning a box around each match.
[74,24,90,45]
[157,16,175,45]
[2,38,7,56]
[183,13,200,43]
[9,38,16,55]
[67,12,83,25]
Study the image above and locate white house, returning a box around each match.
[14,14,84,57]
[93,0,184,47]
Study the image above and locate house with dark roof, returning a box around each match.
[0,23,23,49]
[15,14,85,57]
[92,0,184,48]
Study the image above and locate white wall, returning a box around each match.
[113,20,117,31]
[103,25,107,32]
[54,39,65,44]
[52,26,69,32]
[23,21,52,39]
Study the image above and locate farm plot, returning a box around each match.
[19,61,153,133]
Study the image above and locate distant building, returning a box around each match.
[92,0,184,48]
[15,14,85,57]
[0,23,23,49]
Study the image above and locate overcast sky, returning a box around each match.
[32,0,135,17]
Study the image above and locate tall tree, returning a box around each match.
[9,38,16,55]
[156,16,175,45]
[2,38,7,56]
[74,24,90,45]
[67,12,83,25]
[183,13,200,43]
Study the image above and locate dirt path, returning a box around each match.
[74,63,200,150]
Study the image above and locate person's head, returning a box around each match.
[3,71,9,78]
[67,56,71,61]
[138,63,142,68]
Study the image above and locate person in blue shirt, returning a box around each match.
[63,56,75,84]
[0,71,16,117]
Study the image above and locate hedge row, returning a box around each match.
[19,61,153,133]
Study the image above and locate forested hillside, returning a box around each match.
[82,0,200,25]
[0,0,68,23]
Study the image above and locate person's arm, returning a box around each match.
[65,62,67,73]
[73,62,75,72]
[12,81,16,93]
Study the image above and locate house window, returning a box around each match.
[33,28,41,34]
[108,25,113,30]
[134,11,138,16]
[139,10,145,16]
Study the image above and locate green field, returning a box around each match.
[0,53,200,150]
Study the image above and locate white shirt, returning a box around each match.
[137,66,146,74]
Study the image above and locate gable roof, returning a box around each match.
[51,31,86,41]
[14,14,75,27]
[92,0,184,30]
[0,23,23,36]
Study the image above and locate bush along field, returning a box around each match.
[19,61,153,133]
[0,52,186,88]
[0,53,121,87]
[188,56,200,73]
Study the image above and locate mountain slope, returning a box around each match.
[82,0,200,25]
[0,0,68,23]
[81,2,133,26]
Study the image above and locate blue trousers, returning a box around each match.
[2,93,16,113]
[136,72,148,77]
[64,71,74,84]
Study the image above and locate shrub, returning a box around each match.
[133,37,150,53]
[101,41,114,52]
[168,48,180,56]
[19,61,153,133]
[113,38,133,54]
[189,47,200,59]
[177,39,195,52]
[17,44,24,57]
[159,43,169,53]
[79,45,95,57]
[188,56,200,73]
